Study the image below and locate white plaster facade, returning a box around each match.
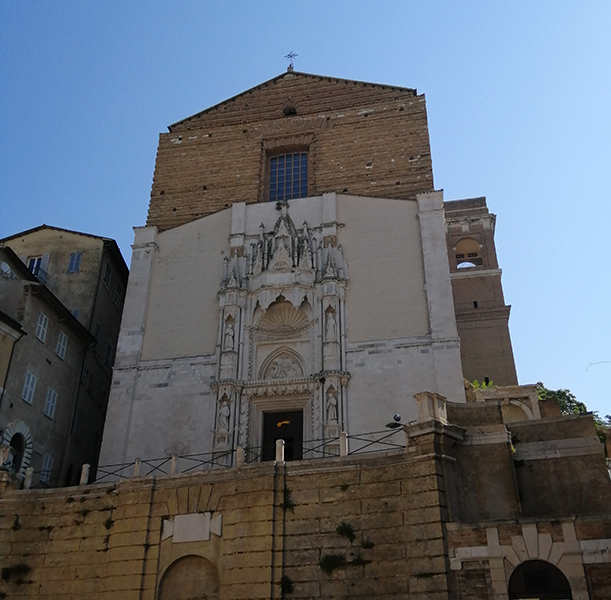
[99,191,465,467]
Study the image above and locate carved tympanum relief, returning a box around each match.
[264,355,303,380]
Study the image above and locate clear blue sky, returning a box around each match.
[1,2,610,417]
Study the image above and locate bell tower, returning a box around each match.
[444,197,518,386]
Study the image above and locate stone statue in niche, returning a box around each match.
[224,321,235,351]
[218,401,230,432]
[266,356,301,379]
[325,310,337,342]
[326,389,338,423]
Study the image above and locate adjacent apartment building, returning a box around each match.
[0,226,128,486]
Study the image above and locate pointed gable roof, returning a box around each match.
[0,224,111,244]
[169,70,419,132]
[0,225,128,278]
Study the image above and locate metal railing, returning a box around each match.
[93,426,405,484]
[6,427,407,489]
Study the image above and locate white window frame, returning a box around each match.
[44,388,57,419]
[22,371,36,404]
[28,256,42,274]
[56,331,68,360]
[67,252,82,273]
[36,312,49,342]
[40,453,54,484]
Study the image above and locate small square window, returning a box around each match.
[22,371,36,404]
[56,331,68,360]
[36,312,49,342]
[44,388,57,419]
[70,308,80,319]
[67,252,82,273]
[40,453,54,484]
[103,263,111,287]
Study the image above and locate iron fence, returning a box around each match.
[6,426,407,489]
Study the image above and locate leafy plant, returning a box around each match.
[351,553,372,567]
[336,521,355,543]
[279,574,294,596]
[319,553,347,574]
[537,382,611,445]
[1,563,31,583]
[472,379,494,390]
[280,486,295,513]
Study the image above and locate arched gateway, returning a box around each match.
[158,555,220,600]
[508,560,573,600]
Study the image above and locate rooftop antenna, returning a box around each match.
[285,52,298,72]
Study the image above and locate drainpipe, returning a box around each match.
[281,464,288,598]
[270,460,278,599]
[138,476,157,600]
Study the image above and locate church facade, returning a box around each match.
[99,70,512,468]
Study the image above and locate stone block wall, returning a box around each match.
[0,450,451,600]
[2,407,609,599]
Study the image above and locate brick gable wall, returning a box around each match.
[146,73,434,231]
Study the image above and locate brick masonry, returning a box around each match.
[146,71,434,232]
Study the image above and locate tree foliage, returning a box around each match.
[536,382,610,428]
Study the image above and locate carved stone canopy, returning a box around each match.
[254,296,311,337]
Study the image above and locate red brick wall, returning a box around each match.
[146,72,434,231]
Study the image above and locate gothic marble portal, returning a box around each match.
[99,192,465,467]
